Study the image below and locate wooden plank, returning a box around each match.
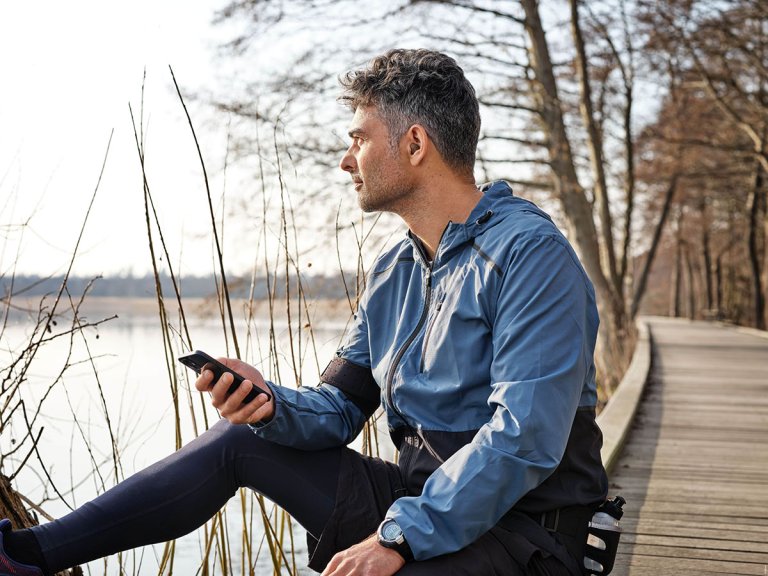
[621,533,768,554]
[612,552,768,575]
[624,519,768,540]
[615,543,767,565]
[608,318,768,575]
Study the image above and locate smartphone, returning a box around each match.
[178,350,271,404]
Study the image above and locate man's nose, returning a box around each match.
[339,146,356,173]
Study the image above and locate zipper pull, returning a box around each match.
[477,210,493,225]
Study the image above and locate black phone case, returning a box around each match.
[178,350,271,403]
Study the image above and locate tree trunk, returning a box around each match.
[684,243,697,320]
[671,208,684,318]
[716,252,723,316]
[0,475,82,576]
[747,159,766,329]
[619,92,635,294]
[672,246,682,317]
[521,0,630,389]
[699,199,714,312]
[569,0,619,294]
[765,188,768,326]
[0,475,38,532]
[631,175,678,318]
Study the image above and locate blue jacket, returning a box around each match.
[252,181,608,560]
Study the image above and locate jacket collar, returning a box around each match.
[408,181,513,268]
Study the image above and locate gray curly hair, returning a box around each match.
[339,49,481,177]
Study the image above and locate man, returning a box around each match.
[0,49,607,576]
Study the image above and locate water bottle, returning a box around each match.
[583,495,625,575]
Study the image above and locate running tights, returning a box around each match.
[29,419,341,573]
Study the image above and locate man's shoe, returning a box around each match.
[0,520,43,576]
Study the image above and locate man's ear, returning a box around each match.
[404,124,429,166]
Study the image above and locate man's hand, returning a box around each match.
[194,357,274,425]
[321,535,406,576]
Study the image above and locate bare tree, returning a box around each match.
[628,72,759,324]
[208,0,680,393]
[206,0,768,397]
[641,0,767,327]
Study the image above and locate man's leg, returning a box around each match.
[10,419,341,574]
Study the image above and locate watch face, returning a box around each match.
[381,520,403,542]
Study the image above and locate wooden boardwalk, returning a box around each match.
[610,317,768,575]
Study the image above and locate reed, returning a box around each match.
[0,63,386,574]
[0,132,118,576]
[123,70,383,575]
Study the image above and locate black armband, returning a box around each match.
[321,357,380,418]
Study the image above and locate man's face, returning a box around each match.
[339,106,414,213]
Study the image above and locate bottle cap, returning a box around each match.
[603,495,626,520]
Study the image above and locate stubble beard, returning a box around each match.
[356,165,414,214]
[357,183,413,214]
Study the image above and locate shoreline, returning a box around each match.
[6,295,355,324]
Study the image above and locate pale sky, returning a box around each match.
[0,0,242,279]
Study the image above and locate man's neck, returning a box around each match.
[400,181,484,260]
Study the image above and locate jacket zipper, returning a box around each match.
[385,253,434,420]
[419,295,445,373]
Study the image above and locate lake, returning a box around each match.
[1,296,394,575]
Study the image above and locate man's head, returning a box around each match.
[339,49,481,179]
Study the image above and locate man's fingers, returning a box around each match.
[194,360,275,424]
[245,404,270,425]
[321,552,342,576]
[208,372,235,407]
[194,368,215,392]
[219,381,270,424]
[226,379,254,406]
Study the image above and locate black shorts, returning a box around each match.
[307,448,575,575]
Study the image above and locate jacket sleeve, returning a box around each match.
[250,301,380,450]
[248,381,367,449]
[387,233,600,560]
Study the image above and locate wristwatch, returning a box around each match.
[377,518,414,562]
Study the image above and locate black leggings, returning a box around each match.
[30,419,341,573]
[28,420,574,576]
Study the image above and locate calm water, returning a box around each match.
[1,298,392,575]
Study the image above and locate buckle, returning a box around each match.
[538,508,561,532]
